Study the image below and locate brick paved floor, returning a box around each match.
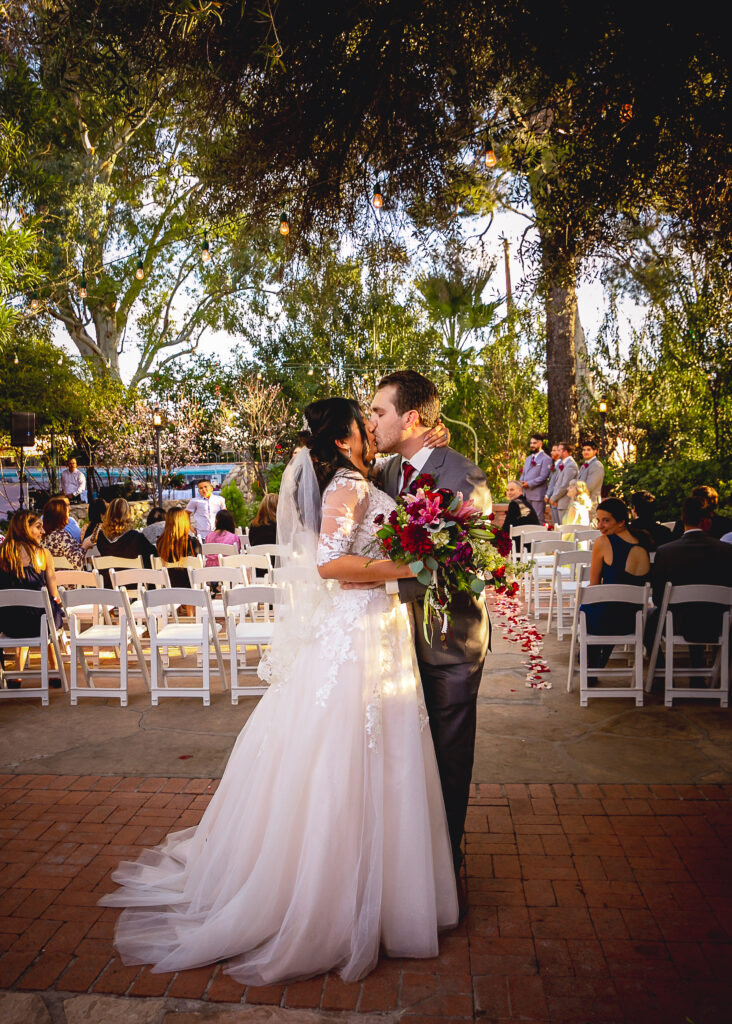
[0,775,730,1023]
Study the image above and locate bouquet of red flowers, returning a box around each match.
[373,473,529,642]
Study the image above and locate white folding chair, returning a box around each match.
[570,583,650,707]
[645,584,731,707]
[92,555,144,576]
[545,550,592,639]
[527,539,577,617]
[202,542,239,564]
[247,543,291,568]
[224,585,283,704]
[143,587,227,706]
[50,554,77,571]
[221,552,272,583]
[109,568,172,631]
[0,590,67,704]
[189,565,247,623]
[55,569,104,659]
[62,588,150,706]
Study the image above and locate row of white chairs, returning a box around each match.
[508,523,730,709]
[1,553,293,706]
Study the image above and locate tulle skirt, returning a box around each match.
[100,587,458,984]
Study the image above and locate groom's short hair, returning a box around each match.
[377,370,440,428]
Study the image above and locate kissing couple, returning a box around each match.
[101,370,492,985]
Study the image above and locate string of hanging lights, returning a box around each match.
[25,127,508,312]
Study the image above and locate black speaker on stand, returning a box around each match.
[10,411,36,510]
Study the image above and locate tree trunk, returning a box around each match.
[545,276,579,446]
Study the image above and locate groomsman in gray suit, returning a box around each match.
[519,434,553,522]
[549,442,578,524]
[579,440,605,515]
[544,444,561,524]
[369,370,492,879]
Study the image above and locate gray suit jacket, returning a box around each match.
[578,457,605,509]
[552,456,579,511]
[380,447,492,667]
[545,461,560,501]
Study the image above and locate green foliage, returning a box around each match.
[220,481,248,528]
[610,457,732,522]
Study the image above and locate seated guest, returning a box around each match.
[647,497,732,661]
[503,480,539,550]
[157,508,202,589]
[42,497,85,570]
[58,496,82,543]
[671,485,732,540]
[580,498,652,678]
[204,509,242,566]
[248,493,278,547]
[0,511,64,686]
[82,498,107,546]
[631,490,673,548]
[96,498,157,581]
[561,479,593,538]
[141,506,167,545]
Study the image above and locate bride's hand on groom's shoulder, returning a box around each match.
[425,421,450,449]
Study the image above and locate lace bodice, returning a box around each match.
[316,470,395,566]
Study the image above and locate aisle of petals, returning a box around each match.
[488,594,552,688]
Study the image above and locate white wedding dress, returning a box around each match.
[100,468,458,984]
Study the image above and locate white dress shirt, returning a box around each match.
[186,494,227,536]
[61,468,86,498]
[399,446,433,492]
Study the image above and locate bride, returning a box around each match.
[100,397,458,985]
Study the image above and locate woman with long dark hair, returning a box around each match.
[102,396,457,984]
[581,497,653,676]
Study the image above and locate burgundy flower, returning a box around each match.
[411,472,436,493]
[388,510,399,526]
[400,523,433,557]
[374,513,385,525]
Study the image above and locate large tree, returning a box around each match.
[1,4,275,383]
[45,1,729,438]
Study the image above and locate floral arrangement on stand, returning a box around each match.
[373,472,531,643]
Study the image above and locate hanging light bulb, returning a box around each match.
[30,291,40,310]
[307,366,314,376]
[372,183,384,209]
[279,212,290,236]
[484,138,497,168]
[57,354,63,365]
[14,352,19,365]
[135,256,145,280]
[257,371,263,379]
[79,276,88,299]
[201,233,211,263]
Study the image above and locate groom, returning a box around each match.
[371,370,492,878]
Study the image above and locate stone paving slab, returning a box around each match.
[1,774,731,1023]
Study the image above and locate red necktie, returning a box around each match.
[583,462,589,468]
[400,461,415,495]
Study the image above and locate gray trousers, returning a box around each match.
[418,658,484,875]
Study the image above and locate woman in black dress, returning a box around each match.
[0,511,64,687]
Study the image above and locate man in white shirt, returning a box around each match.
[186,480,226,536]
[60,458,87,503]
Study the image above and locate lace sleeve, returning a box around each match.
[316,472,371,566]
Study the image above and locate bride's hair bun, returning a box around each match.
[303,397,367,492]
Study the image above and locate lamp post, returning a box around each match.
[152,404,163,507]
[599,400,607,457]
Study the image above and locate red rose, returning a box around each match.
[400,523,433,557]
[493,565,506,579]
